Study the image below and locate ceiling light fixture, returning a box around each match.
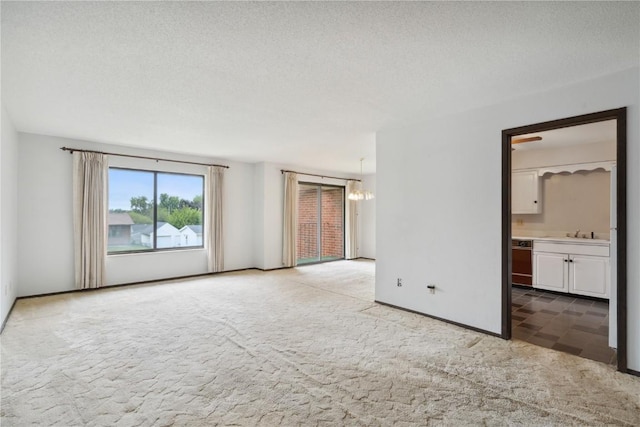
[512,136,542,145]
[348,158,374,201]
[511,135,542,151]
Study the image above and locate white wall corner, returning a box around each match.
[1,104,20,326]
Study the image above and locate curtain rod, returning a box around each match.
[280,169,360,182]
[60,147,229,169]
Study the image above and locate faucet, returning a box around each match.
[574,229,580,238]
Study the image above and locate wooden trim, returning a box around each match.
[376,301,502,338]
[501,128,512,339]
[0,298,18,334]
[503,109,625,135]
[627,369,640,377]
[616,109,627,372]
[502,107,628,373]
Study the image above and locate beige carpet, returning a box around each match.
[1,260,639,426]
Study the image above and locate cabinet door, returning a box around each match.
[533,252,567,292]
[512,171,541,214]
[569,255,610,299]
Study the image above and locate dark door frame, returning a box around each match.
[501,108,627,373]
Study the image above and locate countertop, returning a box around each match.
[513,235,610,245]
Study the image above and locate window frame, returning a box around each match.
[107,167,206,255]
[296,182,345,265]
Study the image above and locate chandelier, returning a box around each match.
[347,158,374,201]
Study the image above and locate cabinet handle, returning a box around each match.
[569,259,573,263]
[534,200,538,203]
[564,259,568,262]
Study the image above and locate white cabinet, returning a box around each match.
[569,255,610,298]
[512,170,541,214]
[534,252,568,292]
[533,240,610,299]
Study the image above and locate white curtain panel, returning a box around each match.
[206,166,225,273]
[73,151,108,289]
[282,172,298,267]
[345,180,359,259]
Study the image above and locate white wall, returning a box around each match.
[17,133,255,295]
[16,134,368,294]
[376,67,640,370]
[513,171,611,239]
[358,174,376,259]
[250,161,285,270]
[261,163,285,270]
[252,163,266,269]
[512,140,616,170]
[1,104,19,327]
[512,140,616,239]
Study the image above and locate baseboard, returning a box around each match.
[256,258,375,271]
[627,368,640,377]
[16,267,256,300]
[255,266,291,272]
[375,300,502,338]
[0,298,18,334]
[108,267,255,288]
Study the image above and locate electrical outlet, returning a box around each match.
[397,278,402,287]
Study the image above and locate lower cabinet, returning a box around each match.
[533,241,610,299]
[569,255,610,298]
[533,252,568,293]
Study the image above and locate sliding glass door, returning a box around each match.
[297,183,344,264]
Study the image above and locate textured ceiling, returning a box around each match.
[2,1,639,174]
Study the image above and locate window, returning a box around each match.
[297,183,344,264]
[107,168,204,253]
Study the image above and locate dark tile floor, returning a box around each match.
[511,286,616,365]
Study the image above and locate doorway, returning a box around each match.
[297,183,345,265]
[502,108,627,373]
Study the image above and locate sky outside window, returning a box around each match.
[109,169,154,211]
[107,168,204,252]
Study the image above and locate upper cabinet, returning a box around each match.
[512,170,541,214]
[512,161,614,215]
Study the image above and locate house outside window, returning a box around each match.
[107,168,204,253]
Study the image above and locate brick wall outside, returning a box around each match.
[297,185,318,260]
[320,187,344,258]
[297,184,344,261]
